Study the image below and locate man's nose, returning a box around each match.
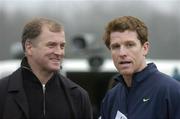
[54,47,64,55]
[118,46,127,57]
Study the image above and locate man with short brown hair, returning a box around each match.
[100,16,180,119]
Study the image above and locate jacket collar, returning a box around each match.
[57,74,79,119]
[21,57,32,72]
[58,73,78,89]
[8,68,29,119]
[118,63,158,88]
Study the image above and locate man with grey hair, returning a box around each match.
[0,17,92,119]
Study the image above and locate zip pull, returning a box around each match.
[42,84,46,94]
[42,84,46,117]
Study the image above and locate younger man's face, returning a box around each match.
[109,30,149,77]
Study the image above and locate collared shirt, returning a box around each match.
[100,63,180,119]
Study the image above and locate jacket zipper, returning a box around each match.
[42,84,46,117]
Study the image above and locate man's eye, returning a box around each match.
[111,44,120,50]
[48,43,56,48]
[60,43,65,49]
[48,45,54,48]
[60,44,65,49]
[126,43,134,47]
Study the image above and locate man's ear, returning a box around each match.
[143,41,149,56]
[24,39,33,56]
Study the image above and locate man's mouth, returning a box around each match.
[119,61,131,64]
[118,61,132,68]
[50,58,60,62]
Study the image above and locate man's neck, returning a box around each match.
[123,75,132,87]
[32,69,53,85]
[27,58,54,85]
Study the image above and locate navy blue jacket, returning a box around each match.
[100,63,180,119]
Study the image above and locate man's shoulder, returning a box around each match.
[0,76,9,106]
[109,83,123,94]
[151,71,180,94]
[57,73,88,95]
[155,71,180,85]
[0,76,9,88]
[58,73,79,87]
[103,83,122,101]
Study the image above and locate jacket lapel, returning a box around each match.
[58,74,78,119]
[8,68,29,119]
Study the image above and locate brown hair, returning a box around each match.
[103,16,148,49]
[22,17,64,51]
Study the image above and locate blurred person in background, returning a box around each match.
[99,16,180,119]
[172,67,180,82]
[0,17,92,119]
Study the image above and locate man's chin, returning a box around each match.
[50,66,60,72]
[120,70,133,76]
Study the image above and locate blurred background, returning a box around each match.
[0,0,180,60]
[0,0,180,118]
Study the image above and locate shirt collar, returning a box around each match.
[117,63,158,87]
[21,57,32,72]
[21,57,58,84]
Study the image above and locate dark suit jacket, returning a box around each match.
[0,68,92,119]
